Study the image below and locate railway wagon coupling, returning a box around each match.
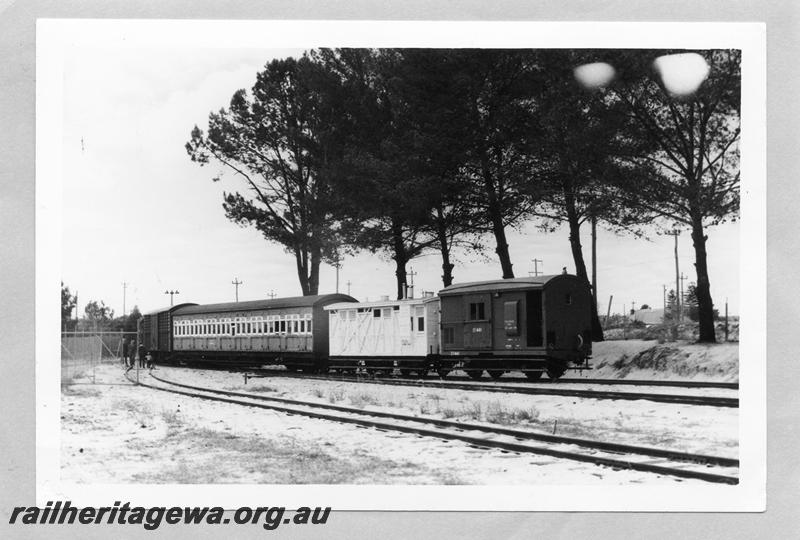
[140,275,593,381]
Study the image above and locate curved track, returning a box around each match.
[129,371,739,485]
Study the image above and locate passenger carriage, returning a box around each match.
[144,294,355,370]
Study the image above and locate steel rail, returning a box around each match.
[425,376,739,390]
[135,372,739,484]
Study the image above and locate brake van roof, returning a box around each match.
[438,275,581,296]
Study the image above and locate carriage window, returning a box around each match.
[280,320,286,333]
[307,320,312,333]
[417,316,425,332]
[348,310,356,320]
[443,327,455,345]
[373,309,381,318]
[468,302,485,320]
[299,319,305,333]
[383,308,392,318]
[565,293,572,305]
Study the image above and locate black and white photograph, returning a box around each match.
[36,20,765,512]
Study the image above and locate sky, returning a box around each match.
[59,45,741,319]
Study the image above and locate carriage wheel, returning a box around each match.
[399,368,414,378]
[524,369,544,381]
[466,369,484,381]
[546,366,566,380]
[436,368,451,379]
[487,369,504,380]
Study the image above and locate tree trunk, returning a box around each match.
[566,201,604,341]
[392,222,408,300]
[690,217,717,343]
[490,214,514,279]
[308,244,321,296]
[481,159,514,278]
[435,206,455,287]
[293,246,310,296]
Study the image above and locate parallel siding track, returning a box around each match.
[129,371,739,485]
[242,370,739,408]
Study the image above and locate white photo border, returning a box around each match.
[36,19,766,511]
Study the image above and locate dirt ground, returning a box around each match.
[60,354,737,485]
[584,340,739,381]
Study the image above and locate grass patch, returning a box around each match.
[61,385,102,398]
[130,428,466,484]
[484,401,540,425]
[160,407,182,427]
[348,392,380,409]
[432,400,541,426]
[224,384,277,393]
[113,398,155,427]
[327,388,346,403]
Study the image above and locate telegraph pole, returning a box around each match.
[724,298,729,342]
[680,272,688,313]
[267,290,276,300]
[531,259,543,277]
[407,267,417,299]
[346,280,352,296]
[122,282,127,316]
[164,290,179,307]
[591,213,597,301]
[333,253,342,294]
[667,230,681,323]
[231,278,242,302]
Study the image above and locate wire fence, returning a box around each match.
[61,331,138,385]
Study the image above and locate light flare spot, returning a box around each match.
[653,53,710,97]
[573,62,616,89]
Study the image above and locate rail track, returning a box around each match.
[425,375,739,390]
[129,370,739,485]
[241,369,739,408]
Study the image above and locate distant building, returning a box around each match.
[631,307,665,325]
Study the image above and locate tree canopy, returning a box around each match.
[187,54,351,295]
[607,49,740,341]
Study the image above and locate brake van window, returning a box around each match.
[468,302,485,320]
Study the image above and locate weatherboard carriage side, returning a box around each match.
[437,275,592,379]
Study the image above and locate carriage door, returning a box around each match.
[496,292,524,351]
[463,294,492,349]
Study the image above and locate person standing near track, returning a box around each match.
[121,338,130,368]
